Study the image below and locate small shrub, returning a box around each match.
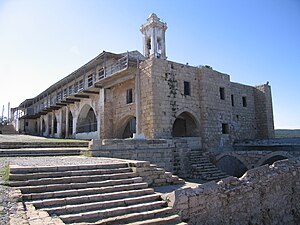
[1,164,10,184]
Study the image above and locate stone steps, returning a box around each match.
[78,207,174,225]
[23,182,149,201]
[0,141,89,149]
[190,149,228,181]
[42,193,161,215]
[19,177,143,194]
[0,124,18,134]
[9,163,185,224]
[10,167,132,180]
[30,188,155,208]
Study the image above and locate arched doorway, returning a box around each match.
[76,105,97,133]
[42,119,46,133]
[48,114,52,135]
[60,109,66,138]
[122,117,136,139]
[172,112,199,137]
[216,155,248,178]
[53,116,58,134]
[68,111,73,136]
[261,155,288,166]
[35,122,38,133]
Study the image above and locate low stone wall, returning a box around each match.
[89,137,202,178]
[163,157,300,225]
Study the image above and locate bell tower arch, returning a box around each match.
[140,13,167,59]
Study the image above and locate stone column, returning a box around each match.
[135,68,141,135]
[66,108,69,138]
[98,88,105,139]
[58,110,63,138]
[51,112,54,137]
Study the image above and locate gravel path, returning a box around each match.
[0,156,128,224]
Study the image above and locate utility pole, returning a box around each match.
[8,102,10,122]
[1,105,4,124]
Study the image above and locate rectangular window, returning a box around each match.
[68,85,73,95]
[88,74,94,87]
[184,81,190,96]
[74,82,79,93]
[98,68,105,80]
[126,89,133,104]
[220,87,225,100]
[63,88,67,99]
[222,123,229,134]
[56,91,62,101]
[231,94,234,106]
[78,79,84,91]
[242,96,247,107]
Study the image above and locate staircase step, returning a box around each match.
[10,167,132,181]
[78,207,174,225]
[10,172,137,187]
[60,201,167,224]
[19,177,142,194]
[31,188,155,208]
[10,163,129,174]
[122,214,182,225]
[23,182,149,200]
[44,193,161,215]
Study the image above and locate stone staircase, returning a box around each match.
[0,124,18,134]
[0,141,89,157]
[190,149,228,181]
[9,163,186,225]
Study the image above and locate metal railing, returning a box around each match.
[31,54,130,115]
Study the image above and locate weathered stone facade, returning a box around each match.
[15,13,274,151]
[163,157,300,225]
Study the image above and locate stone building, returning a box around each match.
[15,13,274,150]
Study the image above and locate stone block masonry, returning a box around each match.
[90,137,201,178]
[163,157,300,225]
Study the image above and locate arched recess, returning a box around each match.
[216,154,248,178]
[68,111,73,135]
[35,121,38,133]
[48,114,52,135]
[256,152,291,167]
[119,116,136,139]
[42,119,46,133]
[61,109,66,138]
[53,116,58,134]
[76,104,97,133]
[172,111,199,137]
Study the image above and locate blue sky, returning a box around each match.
[0,0,299,129]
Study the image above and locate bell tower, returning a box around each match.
[140,13,167,59]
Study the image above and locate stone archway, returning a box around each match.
[48,114,52,135]
[216,155,248,178]
[172,112,199,137]
[122,117,136,139]
[53,116,58,134]
[76,104,97,134]
[256,152,291,167]
[42,119,46,133]
[68,111,73,136]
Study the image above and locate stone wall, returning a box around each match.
[89,137,201,178]
[139,57,274,150]
[163,157,300,225]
